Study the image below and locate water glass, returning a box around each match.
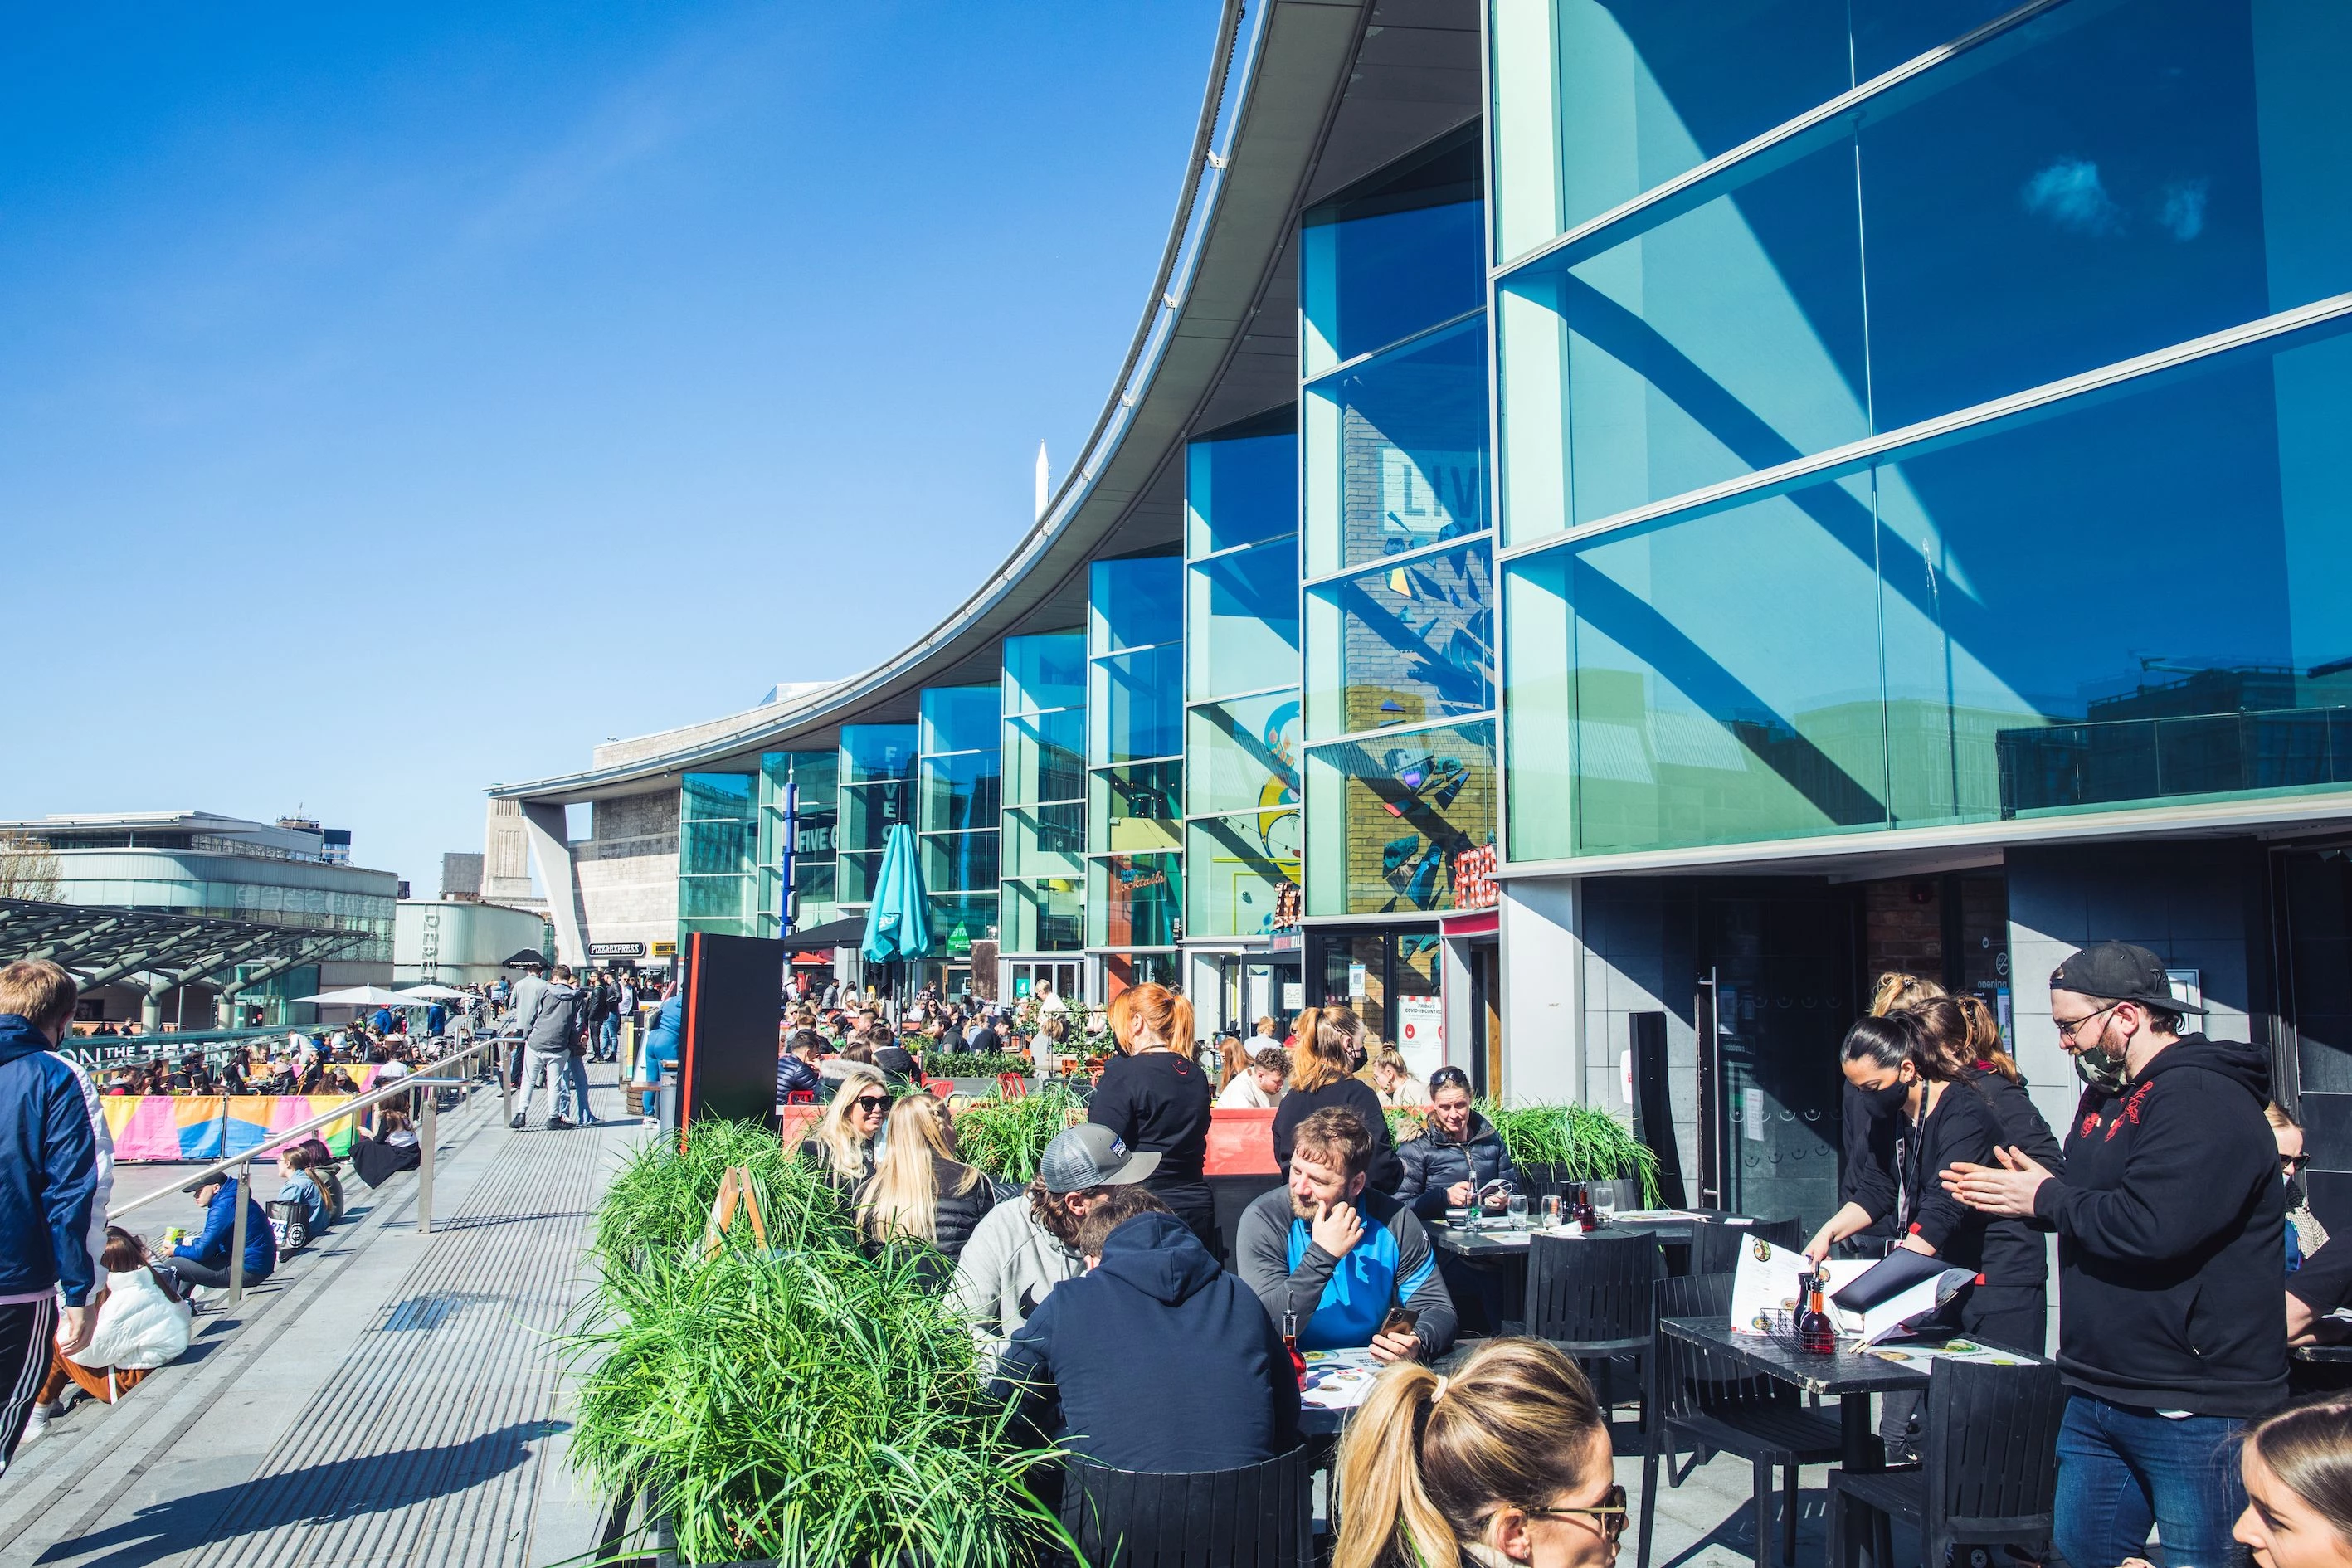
[1595,1184,1620,1225]
[1542,1195,1562,1230]
[1506,1193,1530,1229]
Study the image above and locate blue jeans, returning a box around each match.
[2055,1393,2246,1568]
[597,1015,618,1059]
[564,1052,597,1124]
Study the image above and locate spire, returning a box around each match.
[1035,440,1051,521]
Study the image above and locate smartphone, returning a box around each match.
[1380,1306,1419,1339]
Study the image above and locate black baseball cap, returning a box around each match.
[2049,941,2203,1013]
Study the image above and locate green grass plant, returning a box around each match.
[948,1085,1085,1186]
[923,1051,1036,1080]
[571,1120,1070,1566]
[1478,1100,1663,1205]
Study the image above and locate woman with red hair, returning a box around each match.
[1088,984,1217,1253]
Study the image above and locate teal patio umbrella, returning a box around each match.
[860,824,933,1009]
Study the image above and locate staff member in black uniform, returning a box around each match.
[1838,972,1948,1259]
[1086,983,1216,1254]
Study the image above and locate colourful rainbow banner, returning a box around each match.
[103,1094,363,1162]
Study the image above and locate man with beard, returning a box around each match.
[1236,1105,1455,1363]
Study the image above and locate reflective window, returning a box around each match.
[836,849,884,906]
[920,685,1000,757]
[1004,631,1087,716]
[1188,536,1300,701]
[1304,723,1497,916]
[1003,803,1087,879]
[760,751,836,933]
[1002,876,1083,951]
[837,769,912,857]
[1004,710,1086,809]
[1090,556,1183,656]
[791,859,836,912]
[1187,416,1298,557]
[1089,853,1181,949]
[1504,319,2352,856]
[1859,0,2350,430]
[679,772,757,939]
[919,752,1001,833]
[1307,544,1495,740]
[928,892,998,952]
[1187,690,1302,817]
[1188,813,1302,939]
[1302,129,1484,376]
[1304,319,1491,576]
[1497,137,1867,537]
[840,724,918,787]
[1089,762,1182,856]
[1090,645,1184,765]
[922,830,1000,894]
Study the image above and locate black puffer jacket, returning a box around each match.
[1391,1113,1519,1221]
[855,1157,1000,1263]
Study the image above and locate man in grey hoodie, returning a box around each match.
[949,1124,1157,1362]
[514,965,582,1130]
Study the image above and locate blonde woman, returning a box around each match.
[1372,1048,1431,1108]
[853,1092,998,1265]
[1334,1338,1620,1568]
[1273,1004,1400,1191]
[797,1067,888,1195]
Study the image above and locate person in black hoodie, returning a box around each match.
[1086,984,1216,1253]
[1944,941,2285,1568]
[990,1186,1300,1473]
[1271,1005,1402,1195]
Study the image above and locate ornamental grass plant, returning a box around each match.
[570,1122,1070,1567]
[947,1085,1086,1186]
[1478,1100,1663,1205]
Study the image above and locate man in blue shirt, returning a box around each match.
[1236,1105,1455,1362]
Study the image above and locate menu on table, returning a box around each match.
[1300,1348,1385,1410]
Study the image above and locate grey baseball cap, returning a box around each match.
[2049,941,2204,1012]
[1038,1123,1159,1193]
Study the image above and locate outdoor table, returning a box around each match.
[1661,1315,1936,1568]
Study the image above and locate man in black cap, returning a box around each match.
[1943,940,2283,1568]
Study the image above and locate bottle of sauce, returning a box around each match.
[1283,1310,1307,1389]
[1798,1269,1838,1355]
[1576,1183,1599,1233]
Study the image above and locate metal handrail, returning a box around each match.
[108,1035,509,1306]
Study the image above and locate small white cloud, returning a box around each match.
[2159,179,2208,241]
[2021,158,2125,236]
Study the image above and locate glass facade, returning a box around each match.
[1303,127,1497,916]
[677,772,758,945]
[760,751,839,934]
[918,686,1001,958]
[836,724,917,907]
[1001,631,1088,953]
[1186,411,1302,940]
[1497,0,2352,859]
[1089,556,1183,954]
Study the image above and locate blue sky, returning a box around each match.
[0,2,1210,889]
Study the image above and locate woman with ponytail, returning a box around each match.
[1934,993,2063,1352]
[1273,1003,1401,1193]
[1088,983,1217,1251]
[1334,1337,1621,1568]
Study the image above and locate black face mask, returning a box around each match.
[1859,1080,1909,1117]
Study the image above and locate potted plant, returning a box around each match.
[1479,1101,1662,1207]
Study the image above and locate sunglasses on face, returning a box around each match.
[854,1095,890,1113]
[1507,1484,1629,1543]
[2284,1153,2311,1173]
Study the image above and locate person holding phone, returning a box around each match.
[1236,1106,1456,1364]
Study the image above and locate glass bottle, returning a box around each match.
[1283,1310,1306,1388]
[1798,1269,1838,1355]
[1576,1183,1599,1233]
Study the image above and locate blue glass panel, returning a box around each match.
[1851,0,2023,79]
[1302,130,1483,370]
[919,752,1001,834]
[839,724,918,786]
[1003,631,1087,715]
[1004,709,1087,806]
[1315,544,1495,736]
[1188,536,1300,702]
[837,780,910,856]
[1307,319,1490,571]
[928,891,1000,947]
[1881,321,2352,821]
[921,830,1000,894]
[1551,0,1849,236]
[1187,689,1302,817]
[1090,644,1184,765]
[1089,555,1183,657]
[1860,0,2350,431]
[1187,424,1298,557]
[920,685,1001,756]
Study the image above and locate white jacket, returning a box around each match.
[72,1267,192,1371]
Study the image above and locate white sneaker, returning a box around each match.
[20,1401,57,1444]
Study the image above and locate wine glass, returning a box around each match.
[1594,1183,1621,1225]
[1506,1193,1530,1230]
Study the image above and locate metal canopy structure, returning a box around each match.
[0,897,368,1000]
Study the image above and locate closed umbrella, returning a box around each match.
[860,824,933,1011]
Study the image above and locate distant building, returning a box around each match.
[394,899,549,987]
[0,810,397,1028]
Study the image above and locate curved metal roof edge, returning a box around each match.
[492,0,1300,806]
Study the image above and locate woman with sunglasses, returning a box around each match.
[1334,1337,1620,1568]
[798,1067,889,1196]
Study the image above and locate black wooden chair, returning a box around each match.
[1054,1444,1316,1567]
[1689,1216,1804,1279]
[1525,1230,1658,1423]
[1638,1272,1842,1568]
[1825,1356,2064,1568]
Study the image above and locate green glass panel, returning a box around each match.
[921,830,1000,894]
[1002,876,1084,952]
[1003,709,1087,807]
[1304,722,1497,917]
[1002,803,1086,879]
[1088,762,1182,857]
[920,752,1001,834]
[1186,690,1302,818]
[1303,318,1489,577]
[1088,852,1181,948]
[1305,544,1494,740]
[1089,644,1184,765]
[1186,812,1302,939]
[838,782,908,857]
